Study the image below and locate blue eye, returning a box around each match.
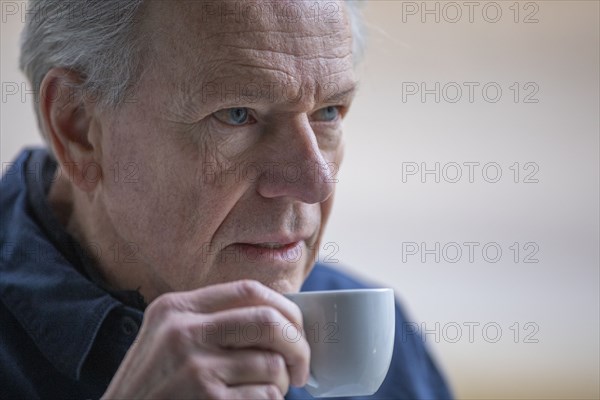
[313,106,341,122]
[213,108,254,126]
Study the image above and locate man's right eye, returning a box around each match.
[213,108,256,126]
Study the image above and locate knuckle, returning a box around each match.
[264,384,283,399]
[147,293,177,318]
[289,352,308,372]
[203,379,227,399]
[255,306,280,325]
[206,386,227,399]
[187,358,223,397]
[263,352,286,376]
[288,302,304,326]
[235,280,268,301]
[163,322,190,353]
[289,338,310,368]
[185,357,204,379]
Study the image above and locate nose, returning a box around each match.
[256,117,336,204]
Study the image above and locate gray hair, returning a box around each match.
[20,0,365,131]
[346,1,366,62]
[20,0,146,109]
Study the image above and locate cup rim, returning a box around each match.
[285,288,392,297]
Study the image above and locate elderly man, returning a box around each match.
[0,0,452,398]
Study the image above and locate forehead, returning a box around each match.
[143,0,355,105]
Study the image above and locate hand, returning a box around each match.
[101,280,310,399]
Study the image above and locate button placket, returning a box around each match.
[120,316,139,336]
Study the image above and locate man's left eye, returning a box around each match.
[312,106,341,122]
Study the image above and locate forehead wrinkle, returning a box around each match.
[148,0,354,115]
[175,62,297,110]
[203,30,353,59]
[146,0,352,52]
[185,40,354,87]
[221,45,353,64]
[188,1,350,40]
[172,63,356,118]
[177,50,353,103]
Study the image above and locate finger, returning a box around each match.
[196,306,310,387]
[179,280,303,327]
[213,349,289,396]
[224,384,284,400]
[128,353,285,400]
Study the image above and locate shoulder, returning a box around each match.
[0,149,32,219]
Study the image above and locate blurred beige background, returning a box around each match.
[1,1,599,399]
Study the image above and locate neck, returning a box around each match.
[47,167,159,302]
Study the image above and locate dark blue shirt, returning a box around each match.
[0,148,452,399]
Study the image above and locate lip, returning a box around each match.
[228,241,305,264]
[245,241,300,251]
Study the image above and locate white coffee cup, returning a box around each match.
[285,288,395,398]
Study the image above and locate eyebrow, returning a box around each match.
[322,83,359,104]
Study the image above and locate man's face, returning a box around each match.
[95,0,356,296]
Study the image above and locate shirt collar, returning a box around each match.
[25,149,147,310]
[0,148,127,380]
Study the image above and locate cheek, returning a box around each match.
[99,120,250,268]
[311,142,342,251]
[99,123,200,257]
[315,192,335,252]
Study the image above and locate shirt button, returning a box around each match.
[121,316,139,336]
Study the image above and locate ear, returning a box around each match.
[39,68,103,192]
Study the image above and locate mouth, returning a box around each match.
[251,242,300,250]
[228,240,305,264]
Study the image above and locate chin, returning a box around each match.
[265,278,302,294]
[203,249,314,293]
